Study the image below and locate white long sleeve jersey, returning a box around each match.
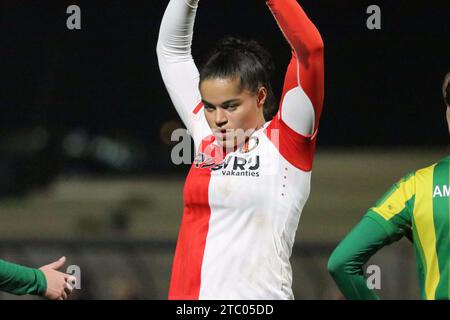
[157,0,324,300]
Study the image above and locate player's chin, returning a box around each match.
[216,136,237,150]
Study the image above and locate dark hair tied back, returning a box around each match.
[200,37,277,120]
[213,38,276,76]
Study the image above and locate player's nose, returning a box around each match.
[215,108,228,127]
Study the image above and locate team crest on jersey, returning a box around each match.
[238,136,259,154]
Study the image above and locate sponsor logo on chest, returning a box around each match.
[433,185,450,198]
[211,155,260,177]
[194,136,261,177]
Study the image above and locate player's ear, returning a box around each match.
[256,86,267,109]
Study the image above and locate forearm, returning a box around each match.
[265,0,323,56]
[156,0,203,134]
[0,259,46,296]
[156,0,200,62]
[328,260,380,300]
[328,216,393,300]
[267,0,324,131]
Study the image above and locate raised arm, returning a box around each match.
[156,0,203,136]
[266,0,324,133]
[267,0,324,131]
[267,0,324,60]
[264,0,324,171]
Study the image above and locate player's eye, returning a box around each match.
[223,104,238,110]
[204,104,215,111]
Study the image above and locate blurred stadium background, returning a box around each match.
[0,0,449,299]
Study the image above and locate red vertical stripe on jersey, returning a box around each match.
[168,136,220,300]
[168,164,211,299]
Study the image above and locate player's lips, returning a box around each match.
[214,129,231,140]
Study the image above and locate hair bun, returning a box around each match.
[215,37,275,75]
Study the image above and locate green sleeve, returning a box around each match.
[327,214,406,300]
[0,259,47,296]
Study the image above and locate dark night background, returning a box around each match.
[0,0,448,300]
[0,0,449,194]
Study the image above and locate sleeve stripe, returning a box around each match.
[192,101,203,115]
[371,174,415,221]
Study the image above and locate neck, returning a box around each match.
[256,114,266,130]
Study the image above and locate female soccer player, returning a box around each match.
[157,0,324,299]
[0,256,75,300]
[327,73,450,300]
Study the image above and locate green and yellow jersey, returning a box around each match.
[328,156,450,300]
[367,156,450,299]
